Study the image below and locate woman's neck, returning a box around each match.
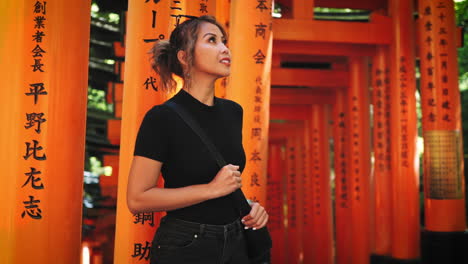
[183,75,216,106]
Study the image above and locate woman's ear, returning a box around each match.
[177,49,188,67]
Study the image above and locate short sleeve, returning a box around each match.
[133,105,169,162]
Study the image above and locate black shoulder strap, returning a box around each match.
[165,100,252,216]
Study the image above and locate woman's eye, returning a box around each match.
[209,37,216,43]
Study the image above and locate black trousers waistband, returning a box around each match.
[160,215,243,237]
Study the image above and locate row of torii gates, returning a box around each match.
[1,0,466,263]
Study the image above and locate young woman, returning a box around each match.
[127,15,269,264]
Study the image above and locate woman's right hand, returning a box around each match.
[208,164,242,198]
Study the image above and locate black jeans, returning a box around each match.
[150,215,250,264]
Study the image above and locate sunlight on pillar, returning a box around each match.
[82,245,90,264]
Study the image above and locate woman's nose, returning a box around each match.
[221,44,230,54]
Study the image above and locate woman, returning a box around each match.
[127,15,269,264]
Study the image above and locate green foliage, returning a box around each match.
[91,1,120,24]
[87,86,113,113]
[456,0,468,79]
[313,7,367,13]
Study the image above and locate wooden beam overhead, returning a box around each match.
[270,105,311,120]
[277,0,387,12]
[271,88,335,105]
[315,0,388,10]
[271,68,348,88]
[273,19,392,44]
[273,40,376,57]
[292,0,315,19]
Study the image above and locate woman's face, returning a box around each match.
[192,22,230,79]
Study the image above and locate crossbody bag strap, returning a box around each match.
[165,100,252,216]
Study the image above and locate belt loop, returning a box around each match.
[199,224,205,237]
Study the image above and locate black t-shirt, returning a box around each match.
[134,89,246,224]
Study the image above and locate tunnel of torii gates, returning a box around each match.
[1,0,467,263]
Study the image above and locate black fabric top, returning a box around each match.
[134,89,246,224]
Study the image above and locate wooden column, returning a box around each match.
[371,46,393,258]
[228,0,272,205]
[186,0,216,16]
[113,1,170,263]
[348,57,372,264]
[267,140,287,264]
[417,0,466,232]
[417,0,466,263]
[214,0,230,99]
[0,0,26,261]
[286,126,302,263]
[295,124,306,263]
[389,0,420,261]
[309,104,333,264]
[1,0,91,263]
[302,119,314,264]
[333,89,353,264]
[292,0,315,20]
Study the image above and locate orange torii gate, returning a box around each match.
[1,0,466,264]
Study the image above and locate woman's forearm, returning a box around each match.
[128,183,218,214]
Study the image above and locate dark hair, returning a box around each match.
[149,15,227,93]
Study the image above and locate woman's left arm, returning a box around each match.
[241,202,269,230]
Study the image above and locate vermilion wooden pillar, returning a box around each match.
[333,89,353,264]
[309,104,333,264]
[214,0,230,99]
[418,0,466,232]
[267,140,287,264]
[302,119,314,264]
[389,0,420,261]
[0,0,25,261]
[371,46,393,260]
[186,0,216,16]
[417,1,467,263]
[285,126,302,264]
[348,57,372,264]
[294,125,306,263]
[114,1,170,263]
[228,0,272,205]
[1,1,91,263]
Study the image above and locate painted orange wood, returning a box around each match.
[417,0,466,232]
[301,122,314,264]
[292,0,314,19]
[228,0,273,205]
[113,1,170,263]
[186,0,216,16]
[113,41,125,57]
[271,68,348,88]
[271,89,335,105]
[286,126,303,264]
[107,119,121,145]
[333,89,353,264]
[0,0,25,261]
[348,57,372,264]
[308,104,333,264]
[371,46,393,256]
[294,127,306,263]
[1,1,91,263]
[273,41,376,57]
[270,105,310,120]
[214,0,230,99]
[273,19,392,44]
[388,0,420,259]
[267,141,287,264]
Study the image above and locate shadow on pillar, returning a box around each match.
[371,255,420,264]
[370,254,393,264]
[421,230,468,264]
